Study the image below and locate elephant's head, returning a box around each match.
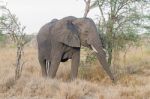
[73,18,101,47]
[53,16,115,82]
[73,18,115,81]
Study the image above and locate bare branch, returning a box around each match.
[83,0,91,18]
[97,0,106,24]
[115,0,130,16]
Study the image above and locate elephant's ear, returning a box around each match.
[55,21,80,47]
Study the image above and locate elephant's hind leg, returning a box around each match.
[38,58,47,77]
[49,44,64,78]
[49,52,62,78]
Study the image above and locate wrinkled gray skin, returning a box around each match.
[37,16,115,82]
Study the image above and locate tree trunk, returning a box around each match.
[106,14,115,65]
[15,46,23,80]
[107,42,113,65]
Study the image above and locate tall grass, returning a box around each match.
[0,45,150,99]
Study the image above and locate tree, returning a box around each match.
[91,0,149,65]
[0,5,28,80]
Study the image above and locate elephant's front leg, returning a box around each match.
[71,49,80,80]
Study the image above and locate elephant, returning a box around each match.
[37,16,115,82]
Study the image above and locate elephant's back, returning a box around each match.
[37,23,52,39]
[37,20,58,43]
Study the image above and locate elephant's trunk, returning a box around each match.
[91,39,116,82]
[96,52,115,82]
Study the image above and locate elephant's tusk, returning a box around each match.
[46,61,48,75]
[46,60,50,76]
[91,45,98,53]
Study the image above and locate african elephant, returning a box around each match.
[37,16,115,82]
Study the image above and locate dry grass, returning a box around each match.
[0,45,150,99]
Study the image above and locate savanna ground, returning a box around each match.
[0,42,150,99]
